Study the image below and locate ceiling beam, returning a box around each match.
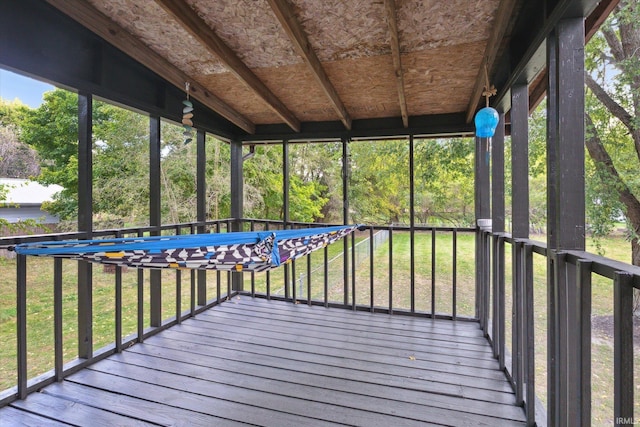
[266,0,352,130]
[465,0,518,123]
[383,0,409,128]
[527,0,620,112]
[44,0,255,134]
[155,0,301,132]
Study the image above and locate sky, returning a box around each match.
[0,69,54,108]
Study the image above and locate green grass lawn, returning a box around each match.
[0,232,638,422]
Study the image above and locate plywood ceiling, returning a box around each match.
[50,0,512,134]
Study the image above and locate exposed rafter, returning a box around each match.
[527,0,620,112]
[266,0,352,130]
[155,0,301,132]
[383,0,409,128]
[465,0,518,123]
[44,0,255,134]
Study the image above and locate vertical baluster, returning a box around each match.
[613,272,633,424]
[323,246,329,308]
[351,232,356,310]
[524,244,535,426]
[389,228,393,315]
[452,229,457,320]
[54,257,64,379]
[431,228,436,316]
[307,252,312,306]
[176,269,182,324]
[369,226,375,312]
[17,254,27,399]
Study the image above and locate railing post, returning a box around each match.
[613,272,634,424]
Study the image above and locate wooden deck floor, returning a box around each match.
[1,297,526,426]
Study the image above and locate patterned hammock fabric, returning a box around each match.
[12,225,360,272]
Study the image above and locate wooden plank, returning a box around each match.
[222,297,486,337]
[383,0,408,127]
[114,346,525,422]
[96,353,523,426]
[132,337,514,405]
[44,0,255,134]
[212,301,491,346]
[155,0,301,132]
[0,406,69,426]
[67,368,337,427]
[72,367,435,427]
[0,296,525,426]
[170,321,506,381]
[141,332,515,401]
[230,296,485,335]
[177,317,499,369]
[10,392,155,426]
[266,0,351,130]
[41,381,246,427]
[202,304,494,355]
[200,309,494,366]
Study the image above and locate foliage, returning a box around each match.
[414,138,475,226]
[583,0,640,269]
[0,126,39,178]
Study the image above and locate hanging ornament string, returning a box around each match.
[474,63,499,138]
[182,82,194,145]
[482,64,497,107]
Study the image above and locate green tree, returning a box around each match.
[584,0,640,267]
[414,138,475,226]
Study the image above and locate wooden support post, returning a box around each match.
[77,92,93,359]
[342,137,350,306]
[511,83,529,407]
[474,134,490,324]
[546,29,560,427]
[548,18,586,427]
[283,139,290,299]
[196,129,207,305]
[230,138,244,292]
[492,113,505,361]
[149,115,162,327]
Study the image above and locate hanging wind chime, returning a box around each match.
[182,82,194,144]
[474,66,499,138]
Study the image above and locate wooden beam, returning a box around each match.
[465,0,518,123]
[44,0,255,134]
[266,0,351,130]
[528,0,619,112]
[383,0,409,128]
[155,0,301,132]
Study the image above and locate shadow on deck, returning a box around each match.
[1,297,526,426]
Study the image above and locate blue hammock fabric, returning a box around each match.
[12,225,360,272]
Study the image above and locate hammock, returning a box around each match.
[11,225,360,272]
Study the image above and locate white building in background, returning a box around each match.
[0,178,62,224]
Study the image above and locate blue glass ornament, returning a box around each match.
[474,106,499,138]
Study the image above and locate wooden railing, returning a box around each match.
[478,228,640,426]
[0,219,474,407]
